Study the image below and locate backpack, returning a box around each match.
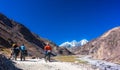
[13,47,20,56]
[23,50,28,56]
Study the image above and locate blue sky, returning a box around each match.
[0,0,120,45]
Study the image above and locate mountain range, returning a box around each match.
[0,13,120,64]
[0,13,72,58]
[59,39,88,48]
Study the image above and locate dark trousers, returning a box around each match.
[9,51,19,60]
[45,52,51,62]
[20,51,25,61]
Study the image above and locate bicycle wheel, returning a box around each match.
[45,55,48,62]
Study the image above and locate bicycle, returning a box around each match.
[45,51,51,62]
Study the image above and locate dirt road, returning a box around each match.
[14,59,96,70]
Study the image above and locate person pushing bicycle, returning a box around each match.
[44,42,52,62]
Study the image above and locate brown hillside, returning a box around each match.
[74,26,120,63]
[0,13,72,58]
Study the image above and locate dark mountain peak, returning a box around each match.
[0,13,53,57]
[0,13,13,28]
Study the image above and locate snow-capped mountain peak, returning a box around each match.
[70,40,77,47]
[79,39,88,46]
[59,39,88,48]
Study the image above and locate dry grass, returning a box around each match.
[53,55,88,64]
[0,48,11,57]
[2,48,11,54]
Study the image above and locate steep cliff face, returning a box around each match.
[0,13,71,58]
[93,27,120,63]
[74,27,120,63]
[0,54,21,70]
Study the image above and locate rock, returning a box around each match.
[74,61,79,64]
[0,54,21,70]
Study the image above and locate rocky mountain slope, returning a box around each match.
[0,54,21,70]
[74,26,120,64]
[0,13,71,58]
